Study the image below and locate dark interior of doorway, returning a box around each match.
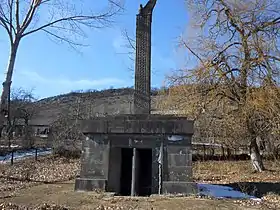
[137,148,152,196]
[120,148,133,196]
[119,148,152,196]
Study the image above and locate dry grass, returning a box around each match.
[1,158,280,209]
[193,160,280,184]
[0,181,260,210]
[0,156,80,199]
[193,160,280,209]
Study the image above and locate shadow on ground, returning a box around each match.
[224,182,280,198]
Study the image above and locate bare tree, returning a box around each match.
[121,29,136,72]
[3,88,36,148]
[167,0,280,171]
[49,89,135,157]
[50,96,86,156]
[0,0,123,134]
[49,93,102,157]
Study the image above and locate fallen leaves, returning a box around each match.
[0,202,24,210]
[193,160,280,184]
[262,193,280,209]
[233,199,262,207]
[1,159,280,209]
[0,202,69,210]
[0,156,80,199]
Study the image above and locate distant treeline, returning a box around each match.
[192,143,280,161]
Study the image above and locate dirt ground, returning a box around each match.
[1,157,280,209]
[0,180,262,210]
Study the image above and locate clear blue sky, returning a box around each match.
[0,0,189,99]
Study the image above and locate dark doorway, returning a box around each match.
[120,148,133,196]
[119,148,153,196]
[137,149,152,196]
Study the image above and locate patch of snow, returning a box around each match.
[168,135,184,141]
[0,148,52,164]
[0,144,19,148]
[193,142,222,147]
[198,183,261,201]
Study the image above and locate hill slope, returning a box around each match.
[30,88,164,125]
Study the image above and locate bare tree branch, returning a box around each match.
[166,0,280,172]
[22,13,116,37]
[15,0,20,32]
[0,0,124,138]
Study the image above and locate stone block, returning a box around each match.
[80,163,107,178]
[107,120,125,133]
[166,166,193,182]
[162,181,198,195]
[80,114,194,135]
[74,177,107,191]
[82,151,103,162]
[109,135,159,148]
[167,146,192,155]
[168,154,192,167]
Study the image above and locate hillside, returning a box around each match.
[30,88,166,126]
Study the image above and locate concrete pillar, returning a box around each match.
[74,135,110,191]
[162,136,197,195]
[131,147,137,196]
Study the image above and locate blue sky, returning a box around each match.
[0,0,190,99]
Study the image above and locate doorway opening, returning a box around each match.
[137,148,152,196]
[119,148,153,196]
[120,148,133,196]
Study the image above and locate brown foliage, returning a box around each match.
[164,0,280,171]
[164,0,280,148]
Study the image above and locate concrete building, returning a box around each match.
[74,0,197,196]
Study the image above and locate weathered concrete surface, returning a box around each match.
[162,182,198,195]
[75,114,197,195]
[161,144,197,195]
[81,114,194,135]
[74,135,110,192]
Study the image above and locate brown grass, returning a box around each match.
[193,160,280,184]
[0,156,80,199]
[0,181,260,210]
[1,158,280,209]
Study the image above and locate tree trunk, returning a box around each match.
[23,118,32,148]
[249,137,265,172]
[0,40,20,134]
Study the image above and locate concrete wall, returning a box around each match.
[75,134,110,191]
[162,135,197,195]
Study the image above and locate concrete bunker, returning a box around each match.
[74,114,197,196]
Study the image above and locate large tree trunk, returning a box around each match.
[0,40,20,136]
[249,137,265,172]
